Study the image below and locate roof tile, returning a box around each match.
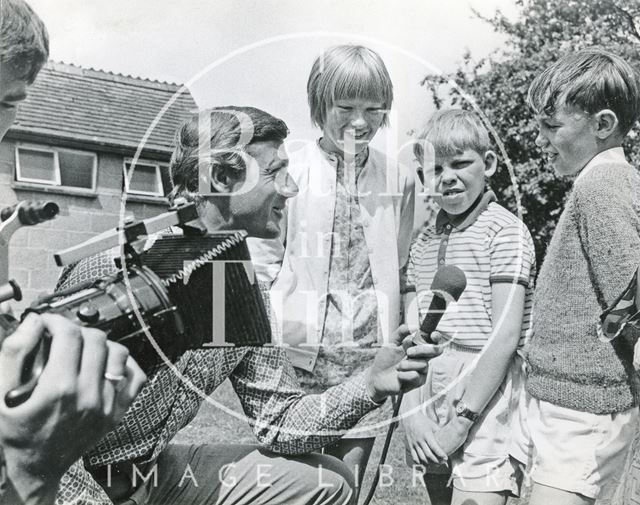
[11,61,197,154]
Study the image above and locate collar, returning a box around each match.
[317,138,369,169]
[435,190,496,233]
[575,146,626,183]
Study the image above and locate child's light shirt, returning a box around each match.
[407,191,535,349]
[321,146,380,347]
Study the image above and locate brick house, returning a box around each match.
[0,62,197,308]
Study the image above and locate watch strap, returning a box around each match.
[454,399,481,423]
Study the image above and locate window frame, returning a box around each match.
[14,143,97,191]
[123,158,165,197]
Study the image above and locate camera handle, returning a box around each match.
[0,201,58,407]
[0,201,60,303]
[0,204,24,303]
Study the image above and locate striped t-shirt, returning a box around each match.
[407,192,535,349]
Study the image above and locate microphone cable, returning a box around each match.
[361,265,467,505]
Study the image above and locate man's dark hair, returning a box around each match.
[169,106,289,199]
[0,0,49,83]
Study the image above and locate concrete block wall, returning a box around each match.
[0,140,169,312]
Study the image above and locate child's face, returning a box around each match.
[534,104,599,177]
[322,98,385,155]
[424,148,496,216]
[0,68,28,141]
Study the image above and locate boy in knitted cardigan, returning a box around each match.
[523,48,640,505]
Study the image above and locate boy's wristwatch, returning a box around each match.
[454,400,480,423]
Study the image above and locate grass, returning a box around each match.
[173,379,527,505]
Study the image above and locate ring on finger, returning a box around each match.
[104,372,126,391]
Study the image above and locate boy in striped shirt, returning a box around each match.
[400,109,536,505]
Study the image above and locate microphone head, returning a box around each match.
[430,265,467,302]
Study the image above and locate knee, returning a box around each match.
[249,450,358,505]
[314,455,356,505]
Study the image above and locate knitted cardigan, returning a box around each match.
[526,153,640,414]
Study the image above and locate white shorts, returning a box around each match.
[523,395,638,500]
[410,344,527,495]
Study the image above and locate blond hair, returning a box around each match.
[307,44,393,128]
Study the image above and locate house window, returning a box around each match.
[15,144,96,190]
[123,159,169,197]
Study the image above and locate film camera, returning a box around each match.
[0,200,271,407]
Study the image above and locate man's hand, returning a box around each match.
[434,416,473,456]
[366,324,442,403]
[403,409,448,466]
[0,314,147,505]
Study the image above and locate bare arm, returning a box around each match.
[458,282,524,412]
[435,282,525,454]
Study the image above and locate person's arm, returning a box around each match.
[0,314,146,505]
[434,282,525,454]
[397,163,416,268]
[575,163,640,307]
[400,252,419,329]
[1,459,115,505]
[230,325,440,454]
[434,217,534,454]
[398,171,417,326]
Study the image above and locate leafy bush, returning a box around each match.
[422,0,640,266]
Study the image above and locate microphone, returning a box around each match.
[414,265,467,345]
[365,264,467,505]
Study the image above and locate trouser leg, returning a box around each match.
[144,444,355,505]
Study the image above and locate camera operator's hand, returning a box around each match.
[0,314,146,505]
[365,324,442,404]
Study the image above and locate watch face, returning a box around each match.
[455,402,464,415]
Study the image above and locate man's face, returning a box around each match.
[225,140,297,239]
[426,148,491,216]
[0,67,28,141]
[535,104,599,177]
[321,98,385,155]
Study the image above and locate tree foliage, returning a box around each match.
[423,0,640,266]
